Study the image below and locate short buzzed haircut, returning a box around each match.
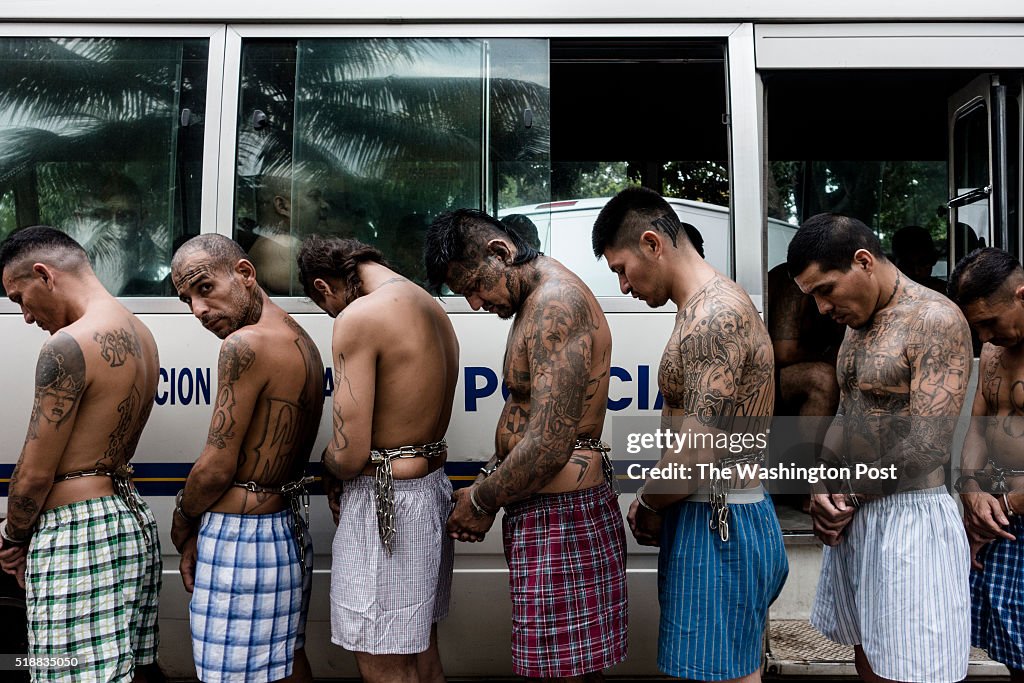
[424,208,539,295]
[0,225,89,277]
[591,186,692,258]
[297,235,388,305]
[171,234,249,273]
[786,213,886,277]
[947,247,1024,307]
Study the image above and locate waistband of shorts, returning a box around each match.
[505,481,615,515]
[344,466,448,492]
[686,485,766,505]
[37,494,130,527]
[862,485,951,507]
[201,508,292,522]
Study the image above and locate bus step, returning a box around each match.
[765,619,1009,679]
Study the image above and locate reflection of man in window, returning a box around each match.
[71,174,165,296]
[248,174,329,295]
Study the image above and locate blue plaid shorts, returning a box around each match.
[190,510,312,683]
[972,515,1024,671]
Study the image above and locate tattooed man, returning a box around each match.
[296,236,458,683]
[948,248,1024,682]
[593,187,787,683]
[170,235,323,683]
[425,209,626,682]
[788,214,972,683]
[0,226,162,683]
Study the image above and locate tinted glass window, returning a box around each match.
[0,37,208,296]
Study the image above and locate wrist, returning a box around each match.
[0,519,29,547]
[636,486,662,515]
[175,489,197,524]
[469,486,495,517]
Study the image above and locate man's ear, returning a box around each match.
[1014,282,1024,304]
[313,277,333,297]
[32,263,55,289]
[235,258,258,285]
[852,248,876,273]
[486,237,515,264]
[273,195,291,220]
[639,229,663,257]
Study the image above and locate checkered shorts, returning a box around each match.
[191,510,311,683]
[502,482,628,678]
[26,493,162,683]
[972,516,1024,670]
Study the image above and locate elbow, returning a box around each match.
[10,468,54,499]
[190,457,235,490]
[324,446,367,481]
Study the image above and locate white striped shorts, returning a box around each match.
[330,467,454,655]
[810,486,970,683]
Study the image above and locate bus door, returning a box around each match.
[948,73,1023,265]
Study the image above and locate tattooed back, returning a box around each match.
[38,299,158,510]
[213,306,324,490]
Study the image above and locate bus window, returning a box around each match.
[233,38,550,294]
[0,38,208,296]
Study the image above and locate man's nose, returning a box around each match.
[22,308,34,325]
[618,274,631,296]
[466,293,484,311]
[191,299,210,318]
[814,296,833,315]
[978,328,994,344]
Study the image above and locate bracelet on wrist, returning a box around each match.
[0,519,28,547]
[175,490,196,523]
[469,487,494,517]
[635,486,661,515]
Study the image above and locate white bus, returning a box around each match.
[0,3,1020,678]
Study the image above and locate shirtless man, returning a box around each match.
[592,187,787,683]
[948,247,1024,682]
[426,208,627,682]
[169,235,323,683]
[788,213,972,683]
[296,235,458,683]
[0,226,162,683]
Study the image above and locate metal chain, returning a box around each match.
[707,451,764,543]
[374,455,397,553]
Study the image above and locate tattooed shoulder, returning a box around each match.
[28,332,87,438]
[218,332,257,383]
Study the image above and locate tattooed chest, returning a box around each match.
[839,336,911,408]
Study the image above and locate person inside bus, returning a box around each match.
[297,235,459,683]
[593,187,787,683]
[246,172,330,295]
[0,226,164,683]
[766,262,843,511]
[891,224,947,294]
[169,234,322,683]
[948,247,1024,683]
[788,213,972,683]
[428,208,628,682]
[500,213,542,251]
[70,172,167,296]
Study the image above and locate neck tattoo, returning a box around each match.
[879,271,900,310]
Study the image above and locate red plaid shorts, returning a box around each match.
[502,482,628,677]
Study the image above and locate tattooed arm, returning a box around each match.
[959,350,1014,565]
[880,304,971,491]
[172,331,263,550]
[473,291,593,510]
[321,310,377,481]
[3,333,88,544]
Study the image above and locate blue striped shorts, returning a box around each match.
[971,515,1024,670]
[190,510,312,683]
[810,486,970,683]
[657,492,788,681]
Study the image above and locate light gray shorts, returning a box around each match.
[810,486,970,683]
[330,467,454,655]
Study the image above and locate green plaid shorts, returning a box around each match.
[26,493,162,683]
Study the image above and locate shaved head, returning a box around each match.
[0,226,90,281]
